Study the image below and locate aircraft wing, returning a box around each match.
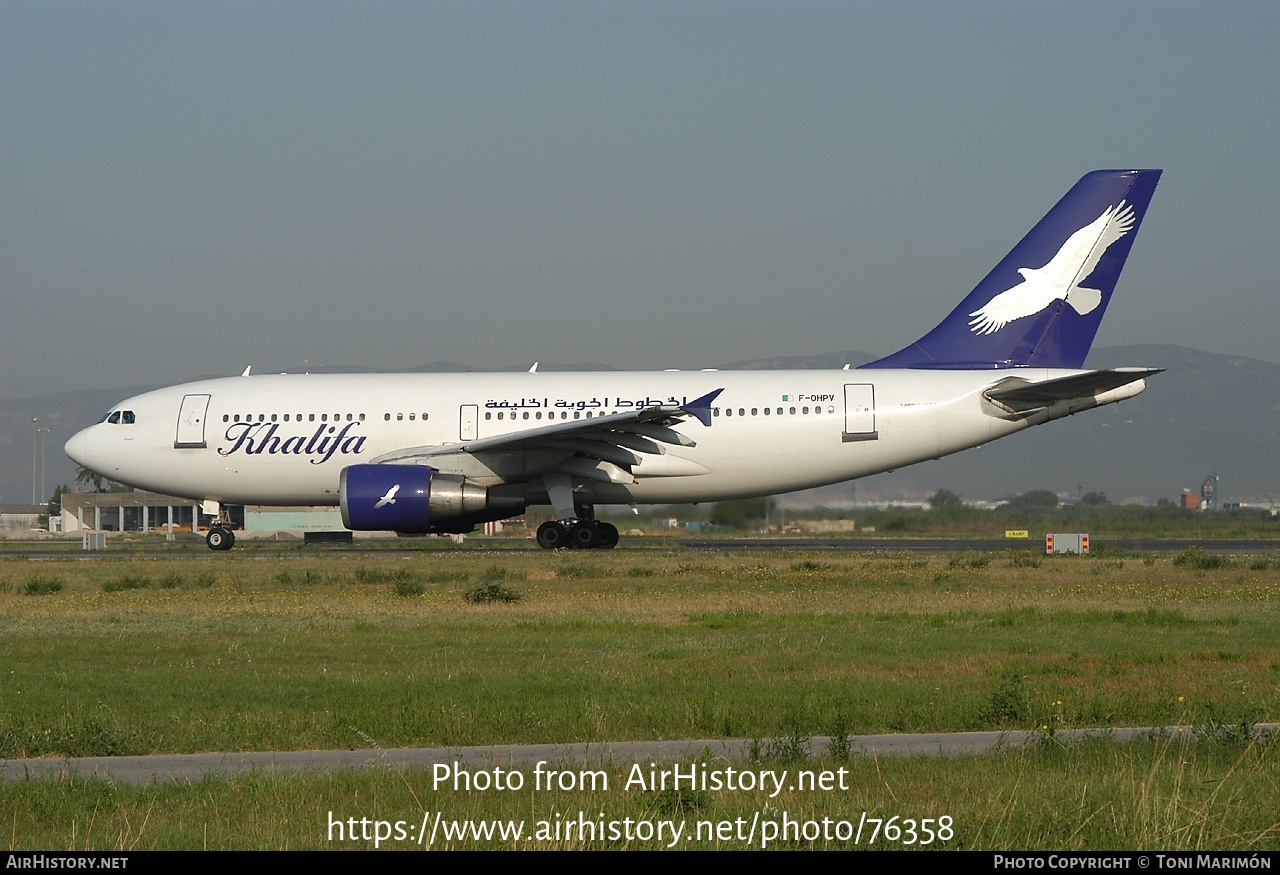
[984,368,1162,413]
[369,388,724,484]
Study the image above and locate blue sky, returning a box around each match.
[4,1,1277,399]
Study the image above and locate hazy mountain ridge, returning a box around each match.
[268,361,622,374]
[844,345,1279,504]
[1,345,1274,505]
[717,351,875,370]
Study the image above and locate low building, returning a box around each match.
[243,506,347,532]
[0,504,46,535]
[60,492,216,533]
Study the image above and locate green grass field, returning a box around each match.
[2,545,1277,849]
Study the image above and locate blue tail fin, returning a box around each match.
[862,169,1162,370]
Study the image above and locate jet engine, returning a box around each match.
[340,464,489,533]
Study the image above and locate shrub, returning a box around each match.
[949,551,990,569]
[393,578,425,597]
[749,727,811,762]
[1007,550,1041,568]
[464,581,522,604]
[556,564,594,579]
[1172,545,1228,570]
[825,712,855,759]
[24,575,63,596]
[355,566,422,586]
[103,575,150,592]
[355,566,391,584]
[980,673,1030,726]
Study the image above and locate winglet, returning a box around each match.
[681,388,724,427]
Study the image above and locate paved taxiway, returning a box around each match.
[679,538,1279,554]
[8,726,1276,784]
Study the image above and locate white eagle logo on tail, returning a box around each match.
[967,200,1137,335]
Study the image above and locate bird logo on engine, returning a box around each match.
[374,484,400,509]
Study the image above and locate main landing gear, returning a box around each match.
[536,519,619,550]
[535,474,617,549]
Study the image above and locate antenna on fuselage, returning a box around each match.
[241,366,252,377]
[528,362,539,373]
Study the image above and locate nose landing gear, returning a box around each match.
[205,526,235,551]
[201,500,237,551]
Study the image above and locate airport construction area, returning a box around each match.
[2,541,1278,849]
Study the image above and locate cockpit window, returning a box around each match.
[100,409,136,425]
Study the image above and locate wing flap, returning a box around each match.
[544,439,643,469]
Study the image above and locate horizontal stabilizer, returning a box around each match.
[985,368,1162,413]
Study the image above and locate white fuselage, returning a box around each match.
[63,367,1133,508]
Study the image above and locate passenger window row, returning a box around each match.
[714,406,832,417]
[485,411,590,421]
[221,413,368,423]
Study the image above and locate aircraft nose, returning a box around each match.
[64,428,94,468]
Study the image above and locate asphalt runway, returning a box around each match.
[11,726,1278,785]
[7,537,1279,559]
[679,538,1280,554]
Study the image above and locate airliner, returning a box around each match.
[65,169,1163,551]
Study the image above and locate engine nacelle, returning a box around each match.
[340,464,488,533]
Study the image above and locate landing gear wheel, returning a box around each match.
[206,526,235,551]
[536,520,570,550]
[596,522,619,549]
[570,521,599,549]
